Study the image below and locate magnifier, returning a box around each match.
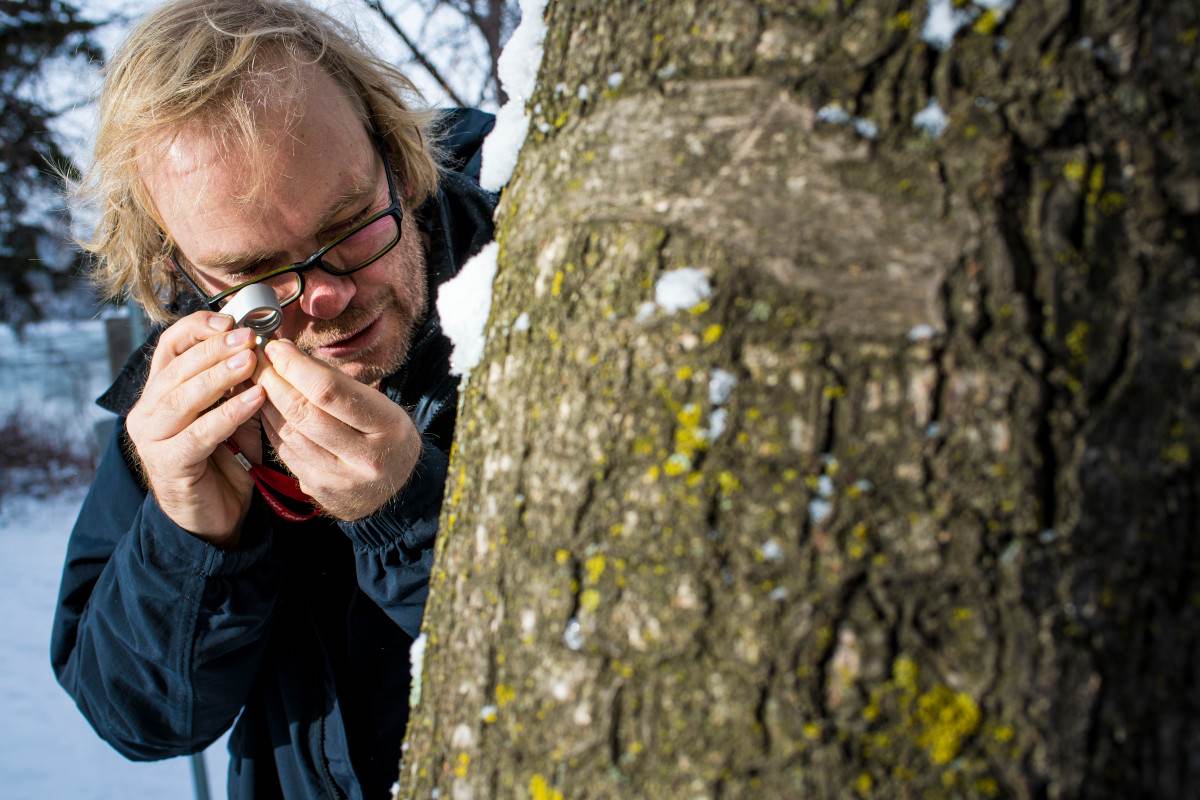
[221,283,283,347]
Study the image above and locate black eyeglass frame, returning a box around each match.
[171,138,404,312]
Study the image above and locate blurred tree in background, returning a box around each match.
[0,1,103,327]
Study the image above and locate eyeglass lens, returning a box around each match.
[216,213,400,309]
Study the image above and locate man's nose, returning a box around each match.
[298,268,357,319]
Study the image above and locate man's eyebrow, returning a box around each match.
[197,176,377,272]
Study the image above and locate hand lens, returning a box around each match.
[221,283,283,347]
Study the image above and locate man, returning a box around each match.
[49,1,495,797]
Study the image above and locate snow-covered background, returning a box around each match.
[0,487,232,799]
[0,321,234,799]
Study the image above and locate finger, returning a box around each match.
[262,339,392,431]
[261,408,340,479]
[149,311,234,375]
[168,383,266,466]
[147,347,260,439]
[146,326,257,406]
[257,369,361,455]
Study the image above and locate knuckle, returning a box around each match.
[310,376,341,408]
[285,396,311,427]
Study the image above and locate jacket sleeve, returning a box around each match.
[336,430,448,638]
[50,419,279,761]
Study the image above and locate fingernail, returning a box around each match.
[227,350,252,369]
[209,314,234,330]
[241,385,264,404]
[225,328,252,346]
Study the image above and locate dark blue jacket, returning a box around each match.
[50,110,496,799]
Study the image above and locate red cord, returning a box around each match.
[224,439,320,522]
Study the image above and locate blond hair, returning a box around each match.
[73,0,440,323]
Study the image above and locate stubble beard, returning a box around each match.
[293,214,428,387]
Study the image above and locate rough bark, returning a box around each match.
[400,1,1200,798]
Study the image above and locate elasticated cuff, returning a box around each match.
[139,493,273,578]
[337,438,448,553]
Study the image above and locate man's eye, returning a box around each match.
[330,206,374,237]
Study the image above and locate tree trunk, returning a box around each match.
[400,1,1200,797]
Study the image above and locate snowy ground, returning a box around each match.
[0,491,230,799]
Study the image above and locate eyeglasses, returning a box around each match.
[172,140,404,312]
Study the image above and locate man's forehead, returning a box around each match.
[138,60,370,190]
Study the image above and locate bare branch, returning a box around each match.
[361,0,469,108]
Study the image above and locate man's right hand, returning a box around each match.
[125,311,267,547]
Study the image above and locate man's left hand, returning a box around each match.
[254,339,422,521]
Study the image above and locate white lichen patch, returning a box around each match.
[808,498,833,525]
[606,71,624,89]
[512,311,530,332]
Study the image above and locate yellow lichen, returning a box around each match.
[1163,443,1190,464]
[991,725,1015,743]
[702,324,723,344]
[973,10,997,34]
[530,774,564,800]
[495,684,516,707]
[915,685,981,765]
[580,589,601,612]
[1066,321,1089,361]
[855,772,874,795]
[550,270,564,297]
[454,752,470,778]
[585,555,606,584]
[675,366,694,381]
[1063,160,1087,182]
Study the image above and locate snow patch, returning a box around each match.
[409,633,428,708]
[479,0,548,192]
[809,498,833,525]
[760,539,783,561]
[709,369,737,406]
[563,617,584,651]
[907,323,937,341]
[923,0,977,50]
[653,267,712,313]
[438,242,500,380]
[913,100,949,138]
[707,408,728,441]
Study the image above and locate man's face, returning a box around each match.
[140,64,427,386]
